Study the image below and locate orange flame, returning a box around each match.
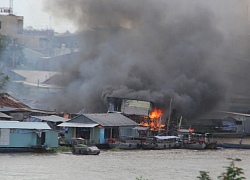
[149,108,162,119]
[139,108,165,132]
[188,128,194,132]
[64,114,69,119]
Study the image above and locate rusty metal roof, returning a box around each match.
[30,115,69,123]
[0,93,30,108]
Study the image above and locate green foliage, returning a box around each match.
[197,158,246,180]
[197,171,211,180]
[0,69,9,89]
[46,146,72,153]
[136,176,150,180]
[218,158,246,180]
[109,147,123,151]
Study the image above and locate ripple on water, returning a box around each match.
[0,149,249,180]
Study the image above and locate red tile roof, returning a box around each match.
[0,93,30,108]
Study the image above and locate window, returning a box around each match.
[0,21,2,29]
[236,121,242,125]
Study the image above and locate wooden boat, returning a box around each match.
[71,138,100,155]
[219,143,250,149]
[178,129,217,150]
[205,142,218,149]
[142,136,182,150]
[183,141,206,150]
[204,133,218,149]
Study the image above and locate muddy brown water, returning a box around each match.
[0,138,250,180]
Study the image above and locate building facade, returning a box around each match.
[0,14,23,37]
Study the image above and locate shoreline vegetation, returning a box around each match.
[47,146,72,153]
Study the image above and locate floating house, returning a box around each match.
[0,93,58,121]
[28,115,70,146]
[0,121,56,152]
[107,97,153,117]
[190,111,250,137]
[29,115,69,130]
[58,113,139,146]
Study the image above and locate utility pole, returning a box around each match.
[247,5,249,35]
[0,0,12,15]
[158,116,162,134]
[9,0,13,15]
[166,98,172,135]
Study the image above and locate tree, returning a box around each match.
[0,34,25,68]
[197,158,246,180]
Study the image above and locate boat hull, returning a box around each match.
[183,143,206,150]
[220,143,250,149]
[205,142,218,149]
[72,146,100,155]
[142,142,182,150]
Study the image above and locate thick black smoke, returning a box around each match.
[43,0,249,118]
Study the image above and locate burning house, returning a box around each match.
[39,0,250,138]
[107,97,167,136]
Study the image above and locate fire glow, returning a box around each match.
[149,108,162,119]
[140,108,165,131]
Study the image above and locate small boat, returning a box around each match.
[205,142,218,149]
[204,133,218,149]
[183,141,206,150]
[142,136,181,150]
[71,138,100,155]
[219,143,250,149]
[178,129,216,150]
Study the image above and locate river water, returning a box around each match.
[0,148,250,180]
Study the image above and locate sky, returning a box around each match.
[0,0,76,33]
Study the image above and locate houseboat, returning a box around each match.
[141,136,181,150]
[0,121,57,152]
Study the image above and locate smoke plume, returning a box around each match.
[43,0,249,119]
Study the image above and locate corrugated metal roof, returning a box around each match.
[14,81,63,89]
[24,108,58,114]
[80,113,138,127]
[31,115,69,122]
[0,112,13,119]
[58,123,98,127]
[133,126,149,130]
[0,106,19,112]
[0,93,30,108]
[218,111,250,117]
[11,70,60,84]
[0,121,51,129]
[0,106,58,115]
